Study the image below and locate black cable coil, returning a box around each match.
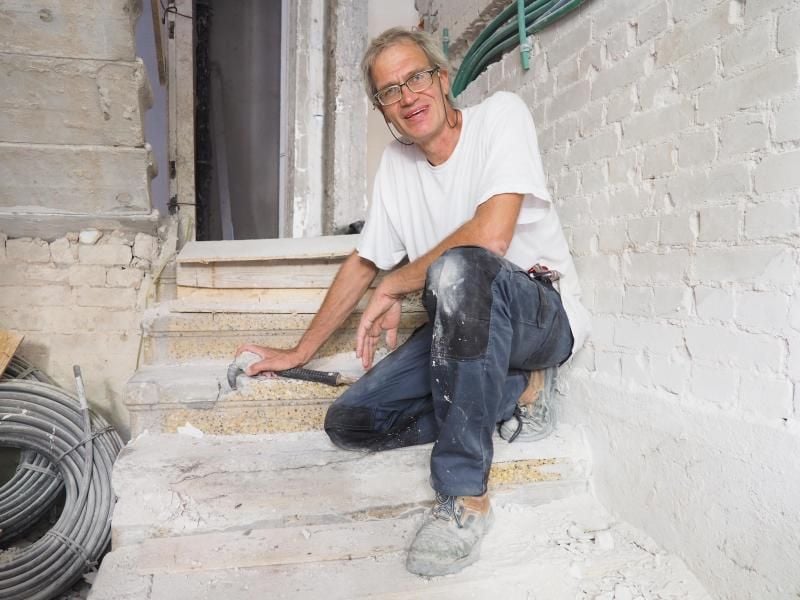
[0,379,123,599]
[1,356,57,386]
[0,355,63,544]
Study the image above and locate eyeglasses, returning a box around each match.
[373,67,440,106]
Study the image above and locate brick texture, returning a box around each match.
[0,232,156,437]
[430,0,800,431]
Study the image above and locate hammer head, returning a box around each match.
[226,351,262,390]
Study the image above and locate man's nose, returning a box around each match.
[399,83,417,104]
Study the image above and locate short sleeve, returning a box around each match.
[474,92,552,224]
[356,158,407,270]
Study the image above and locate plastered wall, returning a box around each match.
[0,231,167,437]
[420,0,800,597]
[0,0,160,437]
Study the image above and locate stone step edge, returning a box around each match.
[92,493,712,600]
[148,293,426,316]
[124,360,364,407]
[111,488,601,577]
[111,479,589,549]
[177,234,359,265]
[112,428,591,490]
[109,429,590,546]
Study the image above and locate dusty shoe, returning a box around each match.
[498,367,557,442]
[406,492,494,577]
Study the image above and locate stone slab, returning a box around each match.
[0,55,149,146]
[170,287,406,313]
[126,358,398,435]
[0,0,139,61]
[0,143,152,214]
[0,209,159,241]
[140,304,427,363]
[110,427,590,546]
[141,327,420,364]
[91,493,711,600]
[145,306,426,333]
[176,261,343,289]
[177,235,359,264]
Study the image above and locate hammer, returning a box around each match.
[227,351,357,390]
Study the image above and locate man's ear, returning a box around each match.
[439,68,451,97]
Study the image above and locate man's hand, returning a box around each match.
[234,344,306,375]
[356,285,402,369]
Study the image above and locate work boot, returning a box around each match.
[406,492,494,577]
[498,367,557,442]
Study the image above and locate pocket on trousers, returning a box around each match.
[512,271,555,328]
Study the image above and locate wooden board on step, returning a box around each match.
[0,331,24,377]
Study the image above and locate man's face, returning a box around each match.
[371,41,451,146]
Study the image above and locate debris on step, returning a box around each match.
[89,493,712,599]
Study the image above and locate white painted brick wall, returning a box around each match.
[425,0,800,593]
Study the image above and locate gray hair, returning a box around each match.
[361,27,453,106]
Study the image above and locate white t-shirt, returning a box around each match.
[357,91,590,353]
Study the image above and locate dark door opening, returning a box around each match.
[194,0,282,240]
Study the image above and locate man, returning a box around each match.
[237,27,589,577]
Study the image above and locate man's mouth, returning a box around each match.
[403,106,428,121]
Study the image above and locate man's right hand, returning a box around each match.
[234,344,307,376]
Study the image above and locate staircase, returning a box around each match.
[88,236,710,599]
[127,235,426,436]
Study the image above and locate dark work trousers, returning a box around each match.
[324,246,574,497]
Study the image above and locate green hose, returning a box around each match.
[517,0,531,70]
[453,0,555,94]
[452,0,590,97]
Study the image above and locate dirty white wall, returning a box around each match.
[0,0,161,437]
[419,0,800,598]
[291,0,370,238]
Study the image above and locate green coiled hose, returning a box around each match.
[451,0,590,97]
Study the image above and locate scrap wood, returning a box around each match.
[0,331,24,378]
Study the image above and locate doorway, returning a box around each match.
[194,0,284,240]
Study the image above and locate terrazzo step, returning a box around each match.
[109,427,591,548]
[90,493,711,600]
[140,299,426,364]
[125,359,356,436]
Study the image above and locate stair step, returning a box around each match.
[110,427,591,547]
[140,303,426,364]
[177,235,359,264]
[171,287,420,314]
[125,360,352,436]
[91,493,711,600]
[176,235,358,289]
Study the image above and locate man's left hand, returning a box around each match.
[356,284,402,369]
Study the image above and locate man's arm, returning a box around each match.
[238,251,379,375]
[385,192,523,295]
[356,192,524,367]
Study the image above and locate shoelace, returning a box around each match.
[432,493,465,528]
[507,399,550,442]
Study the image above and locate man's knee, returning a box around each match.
[425,246,499,298]
[323,403,375,449]
[424,246,503,359]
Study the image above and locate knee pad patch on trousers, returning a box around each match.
[424,247,500,360]
[324,404,373,432]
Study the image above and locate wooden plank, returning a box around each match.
[0,331,24,377]
[176,261,343,288]
[176,235,359,264]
